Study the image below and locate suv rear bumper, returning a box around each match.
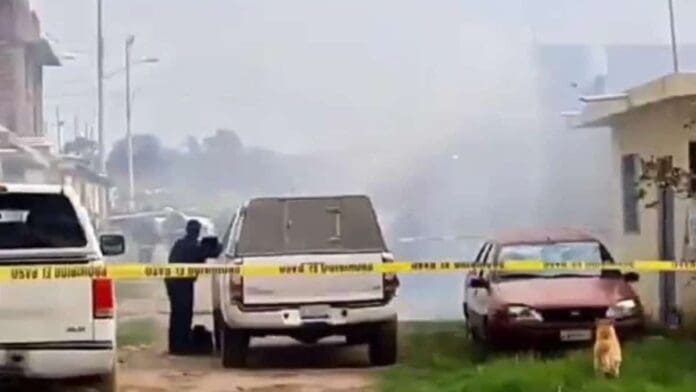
[222,302,397,330]
[0,341,115,379]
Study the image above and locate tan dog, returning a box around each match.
[593,318,622,378]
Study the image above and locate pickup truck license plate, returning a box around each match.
[300,305,330,320]
[560,329,592,342]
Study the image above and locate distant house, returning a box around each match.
[0,0,110,223]
[571,72,696,327]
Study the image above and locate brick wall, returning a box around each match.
[0,0,35,43]
[0,0,45,136]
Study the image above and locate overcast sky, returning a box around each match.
[32,0,696,155]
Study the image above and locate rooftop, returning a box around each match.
[570,72,696,128]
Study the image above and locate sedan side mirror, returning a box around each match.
[469,277,490,289]
[100,234,125,256]
[201,236,222,258]
[624,272,640,283]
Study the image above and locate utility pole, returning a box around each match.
[73,115,79,141]
[668,0,679,72]
[656,156,677,327]
[126,35,135,212]
[55,107,63,154]
[97,0,107,222]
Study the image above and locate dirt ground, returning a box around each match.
[116,279,378,392]
[118,339,376,392]
[111,242,427,392]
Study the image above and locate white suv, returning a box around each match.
[0,184,124,390]
[210,195,399,368]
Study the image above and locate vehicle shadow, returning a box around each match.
[0,379,95,392]
[244,339,372,369]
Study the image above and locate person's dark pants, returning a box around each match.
[165,279,194,354]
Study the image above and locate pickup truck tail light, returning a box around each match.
[382,253,399,302]
[229,273,244,302]
[93,278,115,319]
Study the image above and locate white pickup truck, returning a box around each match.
[210,195,399,368]
[0,183,124,390]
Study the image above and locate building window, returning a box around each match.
[622,154,641,234]
[689,142,696,195]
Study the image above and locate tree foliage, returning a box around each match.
[636,155,694,208]
[105,129,299,211]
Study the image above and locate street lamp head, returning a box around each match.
[59,52,79,61]
[126,35,135,46]
[140,57,159,64]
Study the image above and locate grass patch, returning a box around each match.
[117,318,159,348]
[382,322,696,392]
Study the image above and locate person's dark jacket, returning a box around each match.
[167,235,205,284]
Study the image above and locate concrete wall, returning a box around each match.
[0,45,23,132]
[609,103,696,325]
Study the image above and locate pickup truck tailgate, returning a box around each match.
[0,277,93,343]
[0,190,97,344]
[235,196,389,305]
[243,253,383,305]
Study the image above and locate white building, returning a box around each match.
[572,73,696,327]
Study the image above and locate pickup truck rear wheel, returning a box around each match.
[87,362,118,392]
[213,308,223,352]
[368,320,397,366]
[221,327,249,368]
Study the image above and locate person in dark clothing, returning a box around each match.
[165,219,204,354]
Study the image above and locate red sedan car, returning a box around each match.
[463,229,644,348]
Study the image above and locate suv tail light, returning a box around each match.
[93,278,115,319]
[382,252,399,302]
[229,273,243,302]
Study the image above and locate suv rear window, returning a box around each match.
[236,196,387,256]
[0,193,87,249]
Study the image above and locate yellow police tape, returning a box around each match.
[1,260,696,282]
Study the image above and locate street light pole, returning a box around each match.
[96,0,107,221]
[97,0,105,172]
[668,0,679,73]
[125,35,135,212]
[55,106,63,154]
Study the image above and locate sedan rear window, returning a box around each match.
[499,241,602,263]
[0,193,87,249]
[497,241,605,278]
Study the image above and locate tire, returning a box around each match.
[464,307,474,338]
[368,320,397,366]
[213,308,223,353]
[466,311,486,343]
[478,317,489,343]
[88,363,118,392]
[221,327,249,368]
[346,333,367,346]
[295,337,320,345]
